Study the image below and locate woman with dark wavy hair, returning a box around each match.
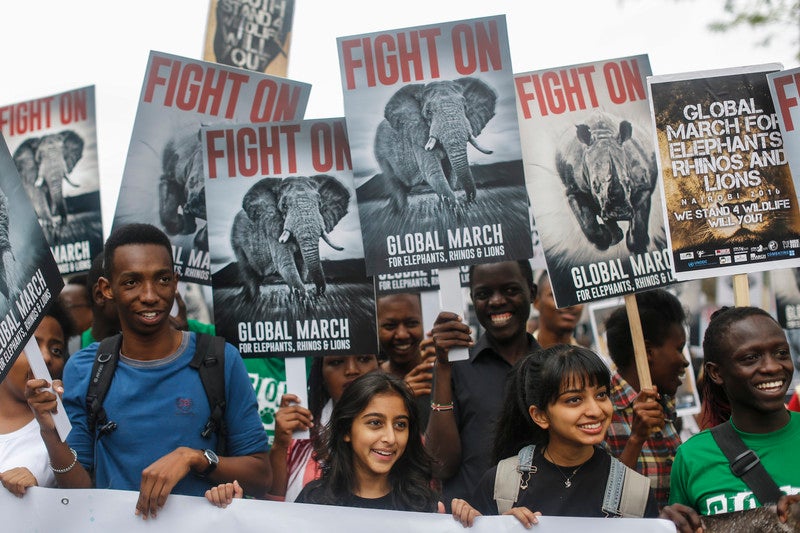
[294,372,439,512]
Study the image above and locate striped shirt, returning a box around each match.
[605,372,681,510]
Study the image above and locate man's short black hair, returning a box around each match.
[103,223,173,279]
[605,289,686,370]
[468,260,537,298]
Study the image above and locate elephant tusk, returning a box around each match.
[279,229,291,243]
[321,231,344,251]
[424,136,437,151]
[469,134,493,155]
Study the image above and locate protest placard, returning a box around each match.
[337,15,532,276]
[649,64,800,281]
[203,0,294,76]
[516,54,673,309]
[0,133,64,384]
[112,50,310,285]
[0,86,102,276]
[204,117,376,357]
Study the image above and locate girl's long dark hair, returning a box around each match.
[310,372,437,512]
[491,344,611,464]
[699,306,777,429]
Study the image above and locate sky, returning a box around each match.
[0,0,797,236]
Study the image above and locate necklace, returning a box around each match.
[544,448,585,488]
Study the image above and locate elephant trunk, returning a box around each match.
[283,201,327,296]
[445,141,476,202]
[37,151,68,222]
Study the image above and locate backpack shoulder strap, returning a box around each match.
[493,444,536,515]
[710,421,783,505]
[602,456,651,518]
[85,334,123,436]
[189,333,228,456]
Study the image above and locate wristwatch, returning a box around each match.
[201,449,219,476]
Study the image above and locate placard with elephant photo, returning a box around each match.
[0,132,64,384]
[112,50,311,286]
[0,85,102,277]
[649,64,800,281]
[336,15,533,276]
[515,54,674,308]
[203,117,377,358]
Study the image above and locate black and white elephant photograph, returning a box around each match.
[0,188,18,303]
[158,128,209,250]
[12,129,101,248]
[374,77,497,212]
[350,74,533,273]
[208,172,377,355]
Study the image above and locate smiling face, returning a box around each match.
[99,243,177,339]
[706,314,793,425]
[345,391,410,489]
[377,294,424,368]
[470,262,534,344]
[534,276,584,337]
[322,355,379,403]
[647,322,689,396]
[531,373,613,456]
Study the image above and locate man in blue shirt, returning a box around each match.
[27,223,270,519]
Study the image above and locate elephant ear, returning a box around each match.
[242,178,284,238]
[384,84,426,130]
[454,77,497,136]
[61,130,84,172]
[311,174,350,232]
[12,138,40,184]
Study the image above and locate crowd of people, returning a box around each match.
[2,222,799,531]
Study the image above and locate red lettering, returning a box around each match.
[341,38,364,90]
[59,91,87,125]
[237,127,259,177]
[143,56,173,103]
[773,73,799,131]
[205,129,227,179]
[311,122,333,172]
[376,34,398,85]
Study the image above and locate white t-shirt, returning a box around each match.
[0,418,56,488]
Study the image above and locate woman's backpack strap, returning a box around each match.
[602,457,651,518]
[493,444,536,515]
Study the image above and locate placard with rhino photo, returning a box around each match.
[515,54,673,308]
[0,132,63,383]
[203,118,377,358]
[336,15,533,276]
[649,64,800,281]
[111,50,310,285]
[0,85,102,276]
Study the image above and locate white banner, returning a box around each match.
[2,486,676,532]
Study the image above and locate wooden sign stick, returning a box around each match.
[732,273,750,307]
[624,293,652,390]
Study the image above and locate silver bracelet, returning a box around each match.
[50,447,78,474]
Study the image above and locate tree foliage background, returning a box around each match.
[709,0,800,60]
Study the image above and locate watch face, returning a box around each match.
[204,449,219,464]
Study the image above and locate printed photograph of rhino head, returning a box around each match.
[12,130,85,242]
[230,174,351,301]
[158,129,208,250]
[374,77,497,212]
[555,112,658,254]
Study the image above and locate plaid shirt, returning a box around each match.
[605,372,681,510]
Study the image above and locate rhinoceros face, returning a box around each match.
[577,121,634,221]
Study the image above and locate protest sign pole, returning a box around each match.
[285,357,309,439]
[624,293,652,390]
[732,273,751,306]
[25,336,72,441]
[438,267,469,361]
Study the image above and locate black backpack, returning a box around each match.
[85,332,229,455]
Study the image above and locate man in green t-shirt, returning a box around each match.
[661,307,800,531]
